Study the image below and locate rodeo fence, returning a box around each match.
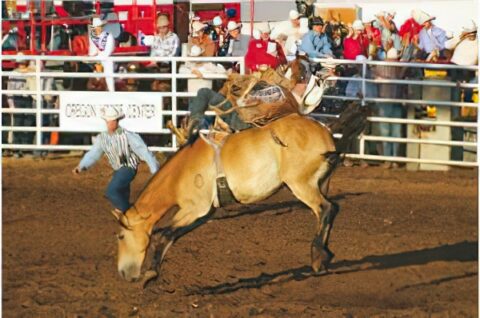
[310,57,478,168]
[1,54,478,168]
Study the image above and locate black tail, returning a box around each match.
[328,102,368,153]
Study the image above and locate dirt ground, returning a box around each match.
[2,155,478,318]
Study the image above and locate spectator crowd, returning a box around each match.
[2,5,478,165]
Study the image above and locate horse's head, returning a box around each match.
[112,208,151,282]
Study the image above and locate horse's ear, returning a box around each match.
[111,209,133,230]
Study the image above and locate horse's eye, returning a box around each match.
[117,234,125,240]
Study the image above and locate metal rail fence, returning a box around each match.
[1,55,478,167]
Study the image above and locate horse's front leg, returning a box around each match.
[142,229,175,288]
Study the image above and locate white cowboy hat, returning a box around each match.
[321,57,337,70]
[355,54,367,61]
[303,76,325,114]
[352,20,364,31]
[462,20,477,33]
[386,48,399,60]
[191,21,206,33]
[102,107,125,121]
[289,10,300,20]
[14,52,28,63]
[92,17,106,28]
[189,45,205,57]
[414,10,435,25]
[227,21,242,32]
[156,15,169,27]
[386,11,396,18]
[212,16,223,27]
[257,23,270,34]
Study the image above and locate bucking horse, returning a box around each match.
[112,108,366,287]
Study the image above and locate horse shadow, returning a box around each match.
[186,241,478,295]
[211,191,368,220]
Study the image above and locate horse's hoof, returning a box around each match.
[141,270,158,289]
[311,246,334,273]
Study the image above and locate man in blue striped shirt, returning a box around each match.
[73,108,159,213]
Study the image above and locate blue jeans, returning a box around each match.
[188,88,251,131]
[378,103,403,157]
[105,166,137,212]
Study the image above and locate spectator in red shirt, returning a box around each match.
[398,11,422,45]
[343,20,369,60]
[364,20,382,46]
[245,24,287,73]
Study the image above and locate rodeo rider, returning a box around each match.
[72,108,159,213]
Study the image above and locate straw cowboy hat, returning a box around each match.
[156,15,169,27]
[189,45,205,57]
[92,17,107,28]
[413,10,435,25]
[102,107,125,121]
[227,21,242,32]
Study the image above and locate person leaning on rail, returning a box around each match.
[299,17,334,58]
[89,17,115,92]
[72,108,159,214]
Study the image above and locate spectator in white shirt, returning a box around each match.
[271,10,308,56]
[89,17,115,91]
[150,14,180,58]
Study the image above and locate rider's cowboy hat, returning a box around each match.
[302,75,325,114]
[92,17,107,28]
[227,21,242,32]
[156,15,170,27]
[102,107,125,121]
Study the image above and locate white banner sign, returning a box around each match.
[59,91,164,133]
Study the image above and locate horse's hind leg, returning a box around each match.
[286,174,339,273]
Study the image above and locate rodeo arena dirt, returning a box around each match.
[1,0,479,317]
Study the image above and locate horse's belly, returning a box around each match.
[230,160,282,204]
[222,134,282,204]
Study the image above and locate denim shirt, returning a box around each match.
[300,30,333,58]
[79,128,159,174]
[418,25,447,53]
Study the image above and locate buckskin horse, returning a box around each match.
[111,105,366,286]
